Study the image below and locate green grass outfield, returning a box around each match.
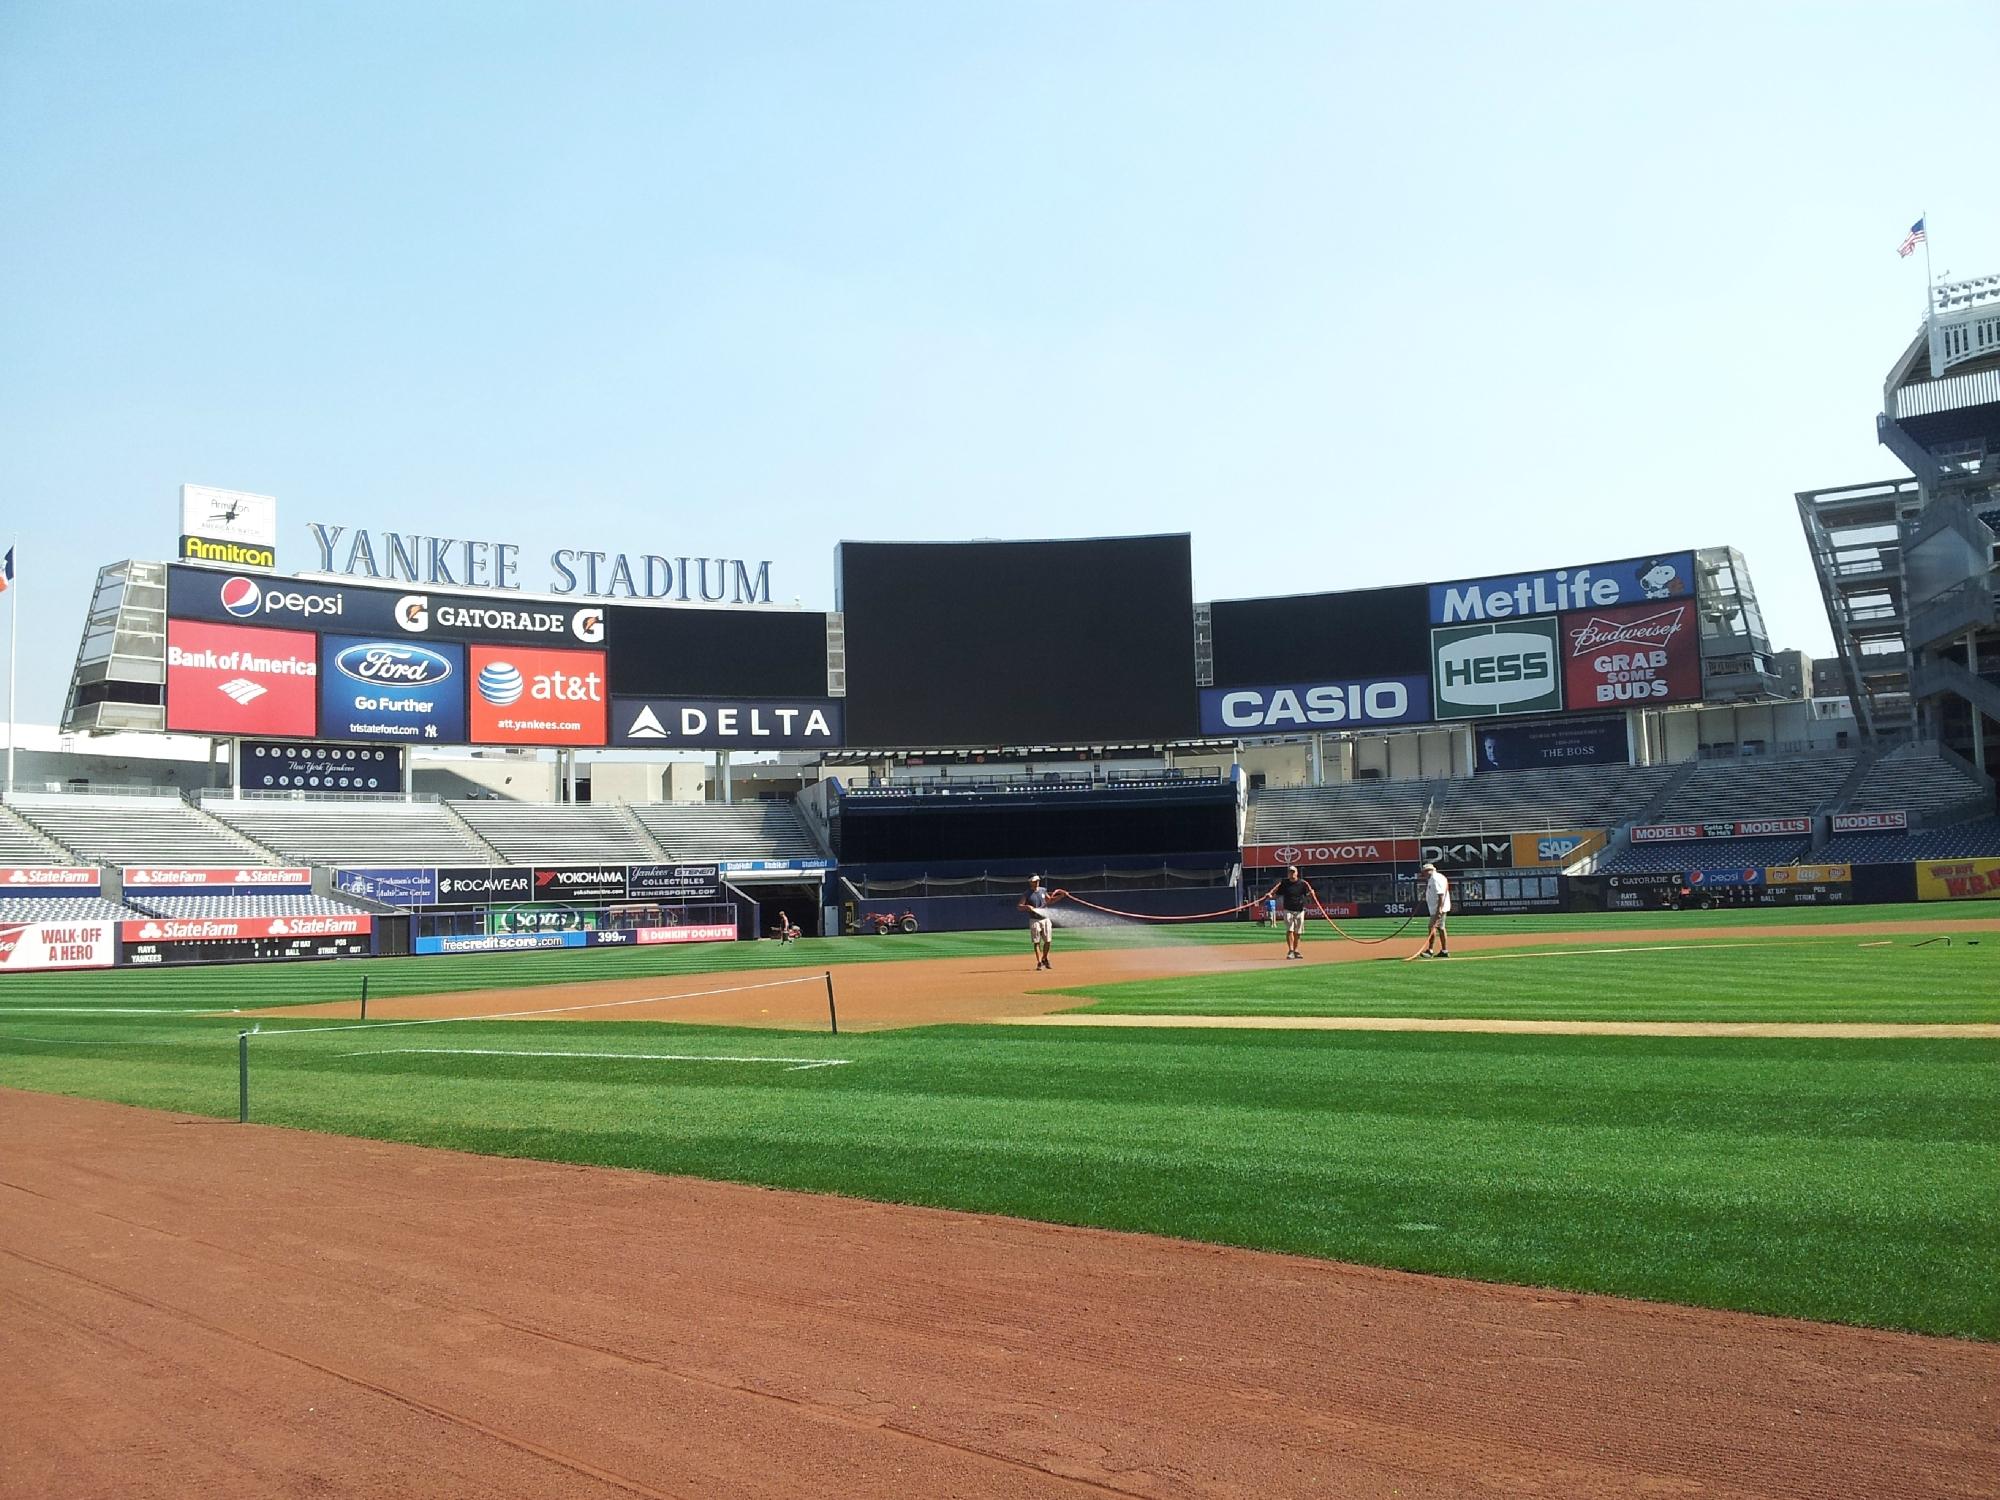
[3,901,1995,1339]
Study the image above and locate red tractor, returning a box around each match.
[854,908,919,935]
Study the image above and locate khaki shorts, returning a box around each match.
[1029,916,1052,942]
[1284,909,1305,934]
[1428,900,1451,918]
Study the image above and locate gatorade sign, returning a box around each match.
[1430,618,1563,719]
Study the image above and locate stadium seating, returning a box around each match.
[630,802,826,862]
[1427,762,1686,834]
[8,793,272,866]
[0,897,142,921]
[1818,817,2000,863]
[1842,743,1992,820]
[1649,750,1859,822]
[450,802,662,864]
[1246,781,1436,841]
[213,800,495,866]
[0,804,73,864]
[126,895,370,918]
[1596,836,1813,875]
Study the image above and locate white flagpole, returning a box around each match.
[1922,209,1935,313]
[5,543,16,803]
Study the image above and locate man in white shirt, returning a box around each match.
[1418,861,1451,959]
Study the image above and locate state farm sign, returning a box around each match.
[121,866,314,889]
[0,866,101,891]
[118,914,372,942]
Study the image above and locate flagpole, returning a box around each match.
[5,542,16,803]
[1922,208,1935,316]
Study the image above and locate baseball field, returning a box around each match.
[4,902,1996,1497]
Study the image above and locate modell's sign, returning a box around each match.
[122,866,314,888]
[0,866,101,891]
[1831,810,1908,833]
[1630,818,1811,844]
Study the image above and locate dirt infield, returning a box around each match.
[249,917,2000,1032]
[3,1090,1992,1499]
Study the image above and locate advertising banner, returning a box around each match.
[1508,829,1607,868]
[0,866,102,893]
[242,740,403,792]
[122,866,313,890]
[167,565,609,646]
[1688,867,1766,888]
[628,864,721,901]
[414,931,587,954]
[165,619,319,737]
[1630,818,1811,844]
[1430,619,1563,720]
[1915,858,2000,901]
[1429,551,1697,626]
[120,914,372,943]
[716,858,834,873]
[1765,864,1853,886]
[1198,677,1431,736]
[124,932,374,964]
[486,905,602,935]
[1831,810,1908,833]
[1243,839,1419,868]
[1474,717,1626,772]
[468,645,606,746]
[1450,871,1564,913]
[1557,599,1701,709]
[635,924,737,945]
[0,921,115,972]
[1420,835,1518,869]
[435,866,534,904]
[180,486,278,570]
[318,636,467,743]
[333,866,439,905]
[530,866,629,902]
[611,696,844,750]
[1606,872,1685,910]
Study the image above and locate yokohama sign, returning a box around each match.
[1630,818,1811,844]
[118,914,372,942]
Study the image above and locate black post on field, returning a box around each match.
[237,1031,250,1123]
[824,970,838,1035]
[360,975,369,1021]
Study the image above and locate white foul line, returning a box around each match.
[342,1046,850,1071]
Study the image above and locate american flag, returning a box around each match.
[0,546,13,595]
[1898,217,1926,258]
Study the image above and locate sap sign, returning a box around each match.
[1431,620,1562,719]
[1429,552,1696,625]
[1199,677,1429,734]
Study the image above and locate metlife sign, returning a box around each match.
[611,696,844,749]
[1430,619,1563,719]
[1198,676,1430,735]
[1429,552,1697,625]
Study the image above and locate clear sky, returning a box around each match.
[3,1,1996,725]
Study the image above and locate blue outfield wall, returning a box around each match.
[863,886,1245,934]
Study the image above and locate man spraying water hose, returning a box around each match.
[1260,864,1313,960]
[1020,874,1065,970]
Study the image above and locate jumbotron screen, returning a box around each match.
[836,535,1198,747]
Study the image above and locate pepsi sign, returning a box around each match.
[319,635,467,742]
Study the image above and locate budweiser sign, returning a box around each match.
[1565,607,1685,656]
[1560,600,1700,708]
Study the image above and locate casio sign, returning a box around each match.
[1200,677,1427,735]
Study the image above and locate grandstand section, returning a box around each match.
[9,793,273,866]
[0,897,141,922]
[1649,750,1860,822]
[1246,761,1685,844]
[451,802,663,865]
[1246,781,1433,842]
[0,805,72,864]
[213,799,496,867]
[1597,836,1814,875]
[631,801,826,863]
[1843,742,1992,821]
[1819,817,2000,864]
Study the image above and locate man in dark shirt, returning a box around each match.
[1261,864,1313,960]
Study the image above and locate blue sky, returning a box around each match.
[3,1,1996,723]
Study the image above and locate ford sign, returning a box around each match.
[334,642,455,687]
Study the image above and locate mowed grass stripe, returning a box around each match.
[2,1010,1994,1339]
[1060,937,2000,1024]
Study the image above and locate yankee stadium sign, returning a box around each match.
[305,523,773,604]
